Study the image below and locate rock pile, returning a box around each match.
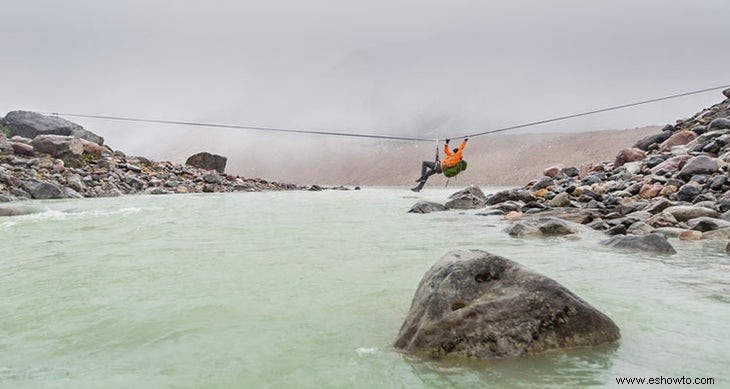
[411,92,730,253]
[0,111,303,202]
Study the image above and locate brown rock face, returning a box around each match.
[650,155,691,174]
[543,164,565,178]
[639,183,663,199]
[614,148,646,168]
[394,250,620,359]
[30,135,83,158]
[659,130,697,152]
[185,152,228,173]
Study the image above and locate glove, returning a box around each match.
[445,139,450,144]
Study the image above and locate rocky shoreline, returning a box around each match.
[0,111,353,206]
[411,90,730,254]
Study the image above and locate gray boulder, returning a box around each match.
[547,192,572,207]
[505,217,578,237]
[633,131,672,151]
[486,189,536,205]
[530,208,600,224]
[676,182,702,202]
[644,198,676,214]
[645,212,678,228]
[663,205,720,222]
[408,201,446,214]
[626,222,654,235]
[677,155,719,180]
[394,250,620,359]
[20,179,65,199]
[687,217,730,232]
[203,172,223,184]
[560,165,579,177]
[66,174,85,192]
[599,233,676,254]
[449,185,487,200]
[3,111,104,144]
[707,117,730,131]
[30,135,83,157]
[445,193,486,210]
[185,152,227,173]
[651,227,686,238]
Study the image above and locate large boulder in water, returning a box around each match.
[185,151,227,173]
[445,185,487,209]
[3,111,104,145]
[394,250,620,359]
[449,185,486,201]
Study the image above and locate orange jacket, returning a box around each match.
[441,140,467,169]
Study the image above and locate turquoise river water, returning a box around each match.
[1,188,728,388]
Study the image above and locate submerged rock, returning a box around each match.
[505,217,579,237]
[599,233,676,254]
[0,205,33,217]
[409,201,446,214]
[445,194,485,210]
[445,185,487,209]
[394,250,620,359]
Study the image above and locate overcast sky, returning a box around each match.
[2,0,729,153]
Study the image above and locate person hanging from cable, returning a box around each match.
[411,137,468,192]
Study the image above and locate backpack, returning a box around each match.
[442,160,467,178]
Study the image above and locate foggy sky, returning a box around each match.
[2,0,729,161]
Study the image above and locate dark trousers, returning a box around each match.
[412,161,441,191]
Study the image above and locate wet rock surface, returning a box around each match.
[394,250,620,359]
[409,201,447,214]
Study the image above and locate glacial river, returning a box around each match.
[1,188,728,388]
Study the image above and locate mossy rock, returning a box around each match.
[62,153,99,169]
